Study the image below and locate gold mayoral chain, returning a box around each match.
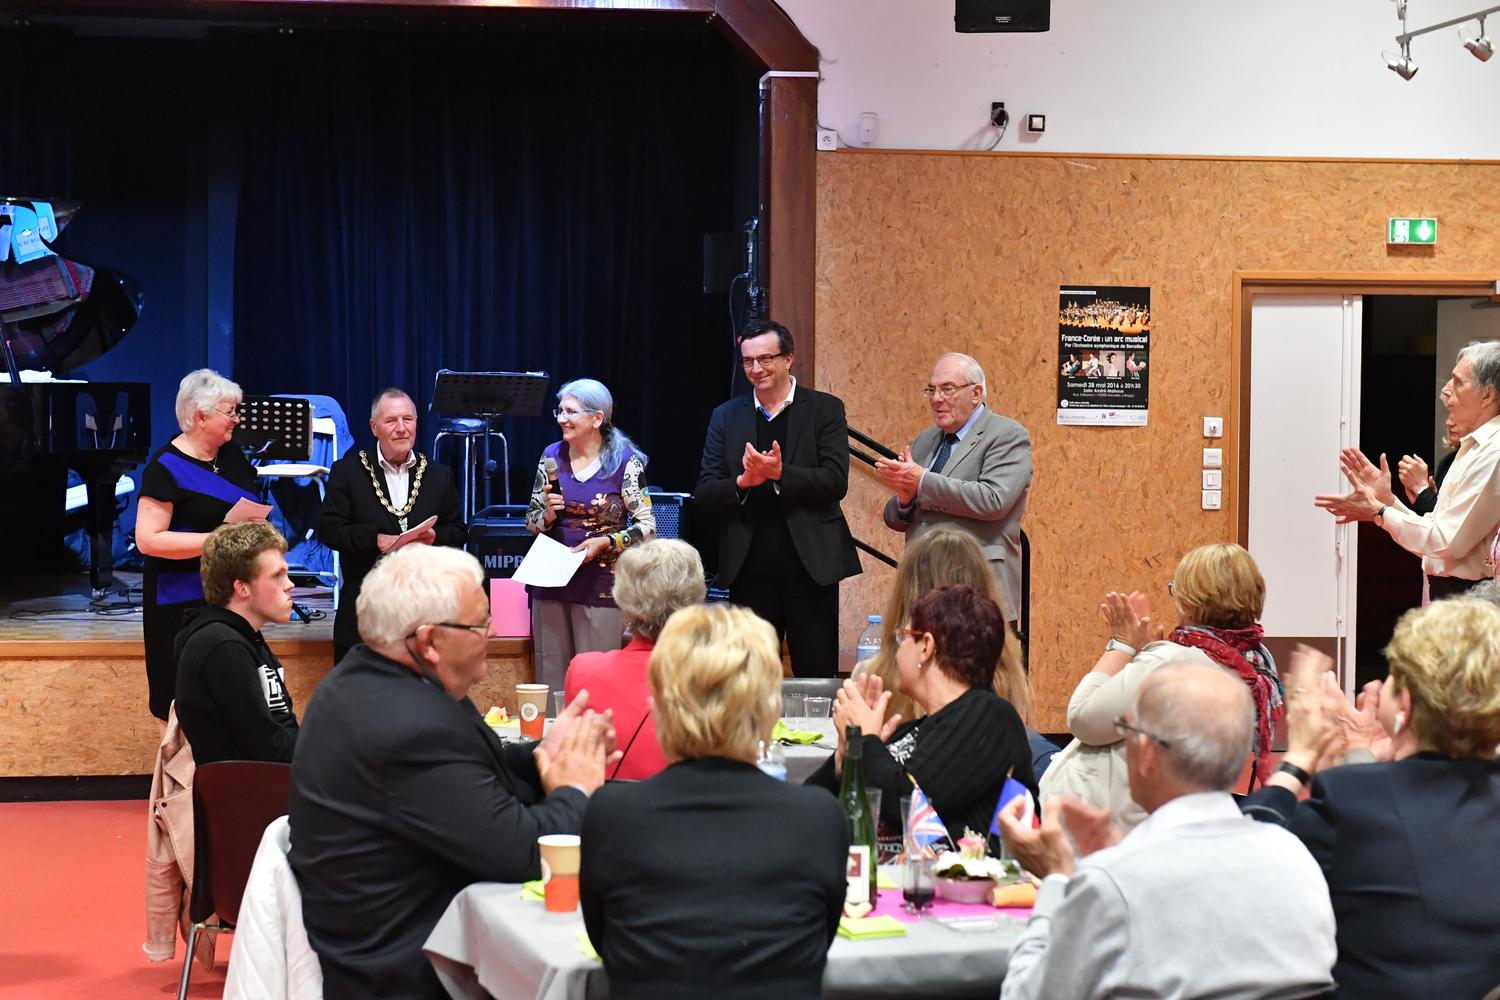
[358,449,428,532]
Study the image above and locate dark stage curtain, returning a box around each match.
[231,27,740,501]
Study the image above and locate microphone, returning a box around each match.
[543,456,561,496]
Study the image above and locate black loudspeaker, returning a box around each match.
[467,506,532,580]
[955,0,1049,32]
[645,489,691,541]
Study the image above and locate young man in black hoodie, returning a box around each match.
[173,521,299,764]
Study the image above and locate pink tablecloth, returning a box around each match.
[869,886,1032,924]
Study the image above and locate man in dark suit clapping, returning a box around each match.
[695,321,861,677]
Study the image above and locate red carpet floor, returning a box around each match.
[0,799,229,1000]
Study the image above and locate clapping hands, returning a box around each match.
[1100,591,1159,650]
[736,441,783,490]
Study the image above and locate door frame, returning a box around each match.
[1229,271,1500,544]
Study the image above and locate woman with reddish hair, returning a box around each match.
[808,584,1036,841]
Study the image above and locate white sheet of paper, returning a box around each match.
[394,514,439,547]
[224,497,274,524]
[510,532,587,588]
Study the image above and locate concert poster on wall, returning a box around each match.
[1056,284,1151,427]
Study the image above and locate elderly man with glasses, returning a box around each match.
[995,661,1337,1000]
[695,320,861,677]
[289,543,617,1000]
[875,352,1033,624]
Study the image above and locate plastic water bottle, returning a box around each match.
[852,615,882,679]
[757,740,787,781]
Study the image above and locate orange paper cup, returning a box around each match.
[517,683,549,740]
[538,834,582,913]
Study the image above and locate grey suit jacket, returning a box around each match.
[883,407,1032,619]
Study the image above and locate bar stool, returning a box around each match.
[433,416,509,522]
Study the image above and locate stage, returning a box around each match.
[0,573,534,784]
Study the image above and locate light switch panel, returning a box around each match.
[1203,447,1223,468]
[1203,416,1224,438]
[1202,469,1223,490]
[1201,489,1222,510]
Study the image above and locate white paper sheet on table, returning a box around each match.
[510,533,587,588]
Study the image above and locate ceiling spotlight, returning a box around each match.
[1387,41,1419,79]
[1464,17,1494,60]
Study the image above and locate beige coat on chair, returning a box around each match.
[144,705,215,970]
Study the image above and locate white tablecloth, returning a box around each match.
[424,879,1020,1000]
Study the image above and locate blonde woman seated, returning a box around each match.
[1245,600,1500,999]
[864,524,1031,729]
[563,539,706,781]
[1042,543,1281,830]
[579,604,847,1000]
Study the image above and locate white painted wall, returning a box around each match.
[777,0,1500,158]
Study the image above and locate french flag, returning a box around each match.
[989,774,1039,837]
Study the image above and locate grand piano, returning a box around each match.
[0,198,147,597]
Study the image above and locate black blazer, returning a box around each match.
[288,646,588,1000]
[579,757,848,1000]
[694,386,861,587]
[317,449,467,651]
[1242,754,1500,999]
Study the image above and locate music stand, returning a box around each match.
[233,394,318,623]
[233,395,312,461]
[430,370,550,509]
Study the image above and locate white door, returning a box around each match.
[1246,295,1361,692]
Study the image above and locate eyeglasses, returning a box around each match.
[1112,715,1172,749]
[921,382,978,400]
[740,353,785,370]
[214,405,242,420]
[553,407,589,420]
[418,620,492,637]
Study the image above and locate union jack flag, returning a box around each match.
[905,783,949,854]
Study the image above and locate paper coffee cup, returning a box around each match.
[516,683,549,739]
[537,834,581,912]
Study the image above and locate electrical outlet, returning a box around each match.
[1203,416,1224,438]
[816,129,838,151]
[990,101,1008,128]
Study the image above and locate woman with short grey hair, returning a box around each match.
[136,368,263,726]
[524,377,656,697]
[563,539,703,780]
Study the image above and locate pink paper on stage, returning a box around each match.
[490,579,530,637]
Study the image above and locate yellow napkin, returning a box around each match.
[876,871,899,891]
[772,720,821,744]
[520,881,545,902]
[489,717,520,731]
[837,915,908,940]
[991,882,1038,908]
[576,930,600,961]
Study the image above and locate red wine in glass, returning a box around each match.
[903,884,935,910]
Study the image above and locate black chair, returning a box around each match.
[177,761,293,1000]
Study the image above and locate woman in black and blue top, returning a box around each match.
[135,369,260,724]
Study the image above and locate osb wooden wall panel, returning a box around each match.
[818,151,1500,731]
[0,638,532,777]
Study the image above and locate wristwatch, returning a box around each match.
[1276,760,1312,786]
[1375,505,1388,523]
[1104,637,1138,656]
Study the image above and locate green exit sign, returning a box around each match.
[1388,217,1437,244]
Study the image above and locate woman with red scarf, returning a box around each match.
[1040,543,1284,830]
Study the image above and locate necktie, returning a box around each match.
[930,433,958,474]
